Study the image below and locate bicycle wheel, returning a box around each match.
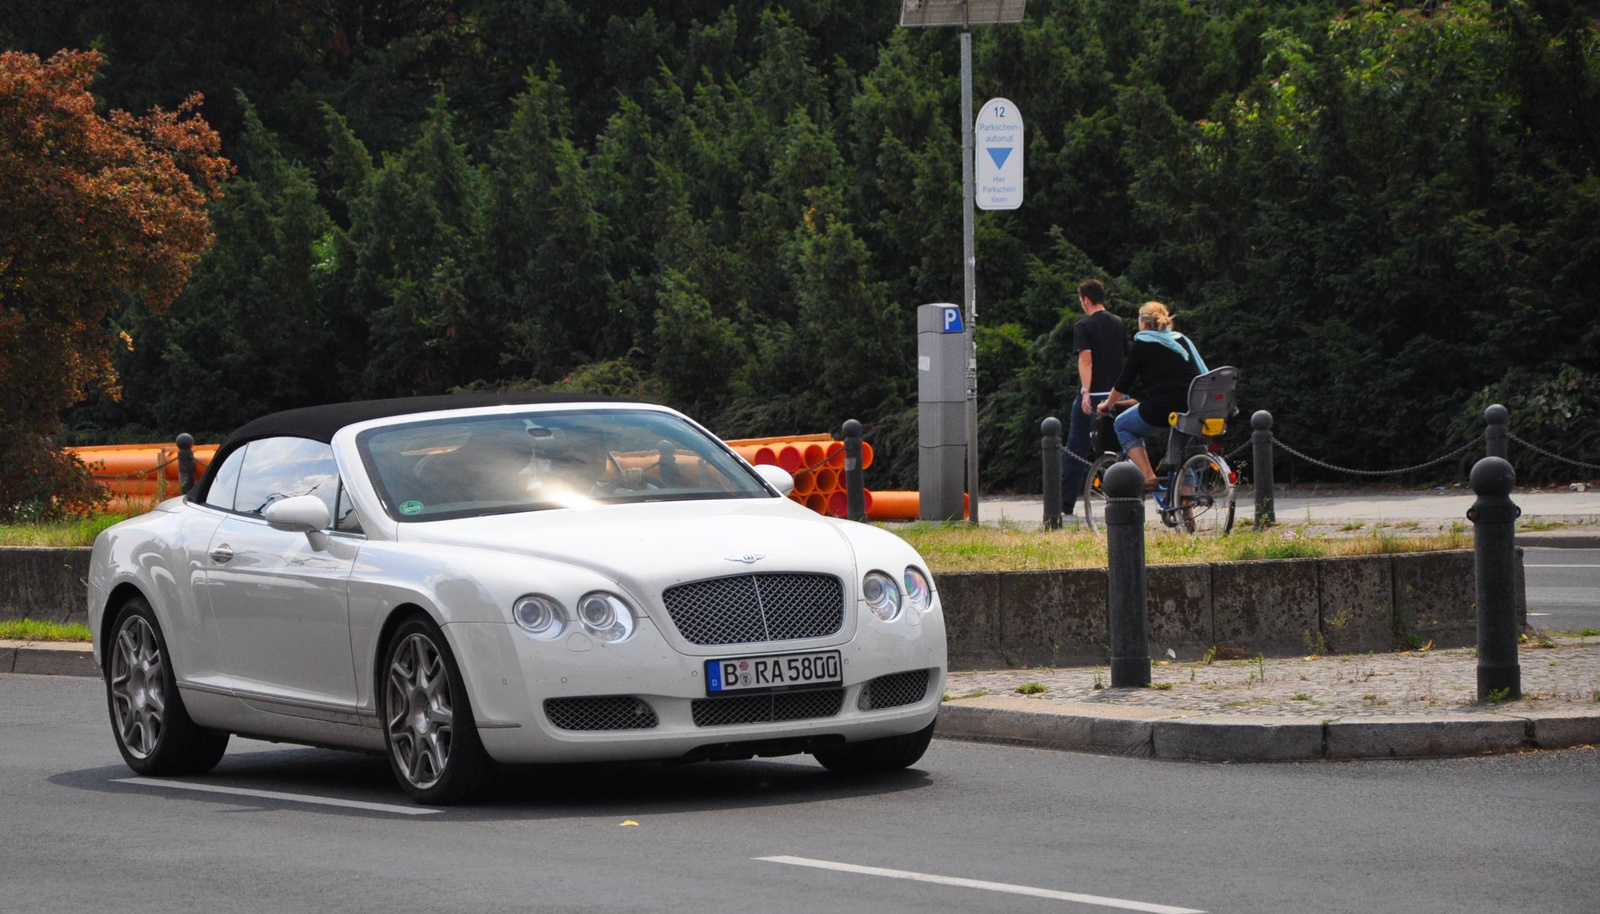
[1081,454,1119,533]
[1175,453,1235,536]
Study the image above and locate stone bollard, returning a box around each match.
[1468,456,1521,702]
[1041,417,1062,530]
[1251,410,1275,530]
[1103,461,1151,688]
[843,419,866,523]
[1485,404,1508,461]
[176,433,196,495]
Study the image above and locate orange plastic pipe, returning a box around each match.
[724,432,832,447]
[814,467,838,492]
[777,445,802,473]
[860,441,875,470]
[826,489,875,518]
[792,470,817,497]
[804,493,828,514]
[825,441,844,468]
[802,443,826,470]
[861,490,969,521]
[754,446,777,466]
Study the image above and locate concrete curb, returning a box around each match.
[936,697,1600,762]
[1,641,98,678]
[1516,532,1600,549]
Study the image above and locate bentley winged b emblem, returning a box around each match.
[724,553,766,564]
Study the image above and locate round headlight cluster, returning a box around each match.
[862,571,902,621]
[903,566,932,614]
[513,594,566,640]
[576,592,636,643]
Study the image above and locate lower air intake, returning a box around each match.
[858,669,932,711]
[544,696,659,731]
[691,688,845,727]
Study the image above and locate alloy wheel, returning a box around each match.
[109,616,166,759]
[386,633,455,790]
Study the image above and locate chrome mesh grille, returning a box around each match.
[691,688,845,727]
[544,696,658,731]
[858,669,932,711]
[662,573,844,646]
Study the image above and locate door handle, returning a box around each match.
[209,545,234,564]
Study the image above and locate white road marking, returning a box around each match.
[1528,613,1551,616]
[756,855,1205,913]
[1524,564,1600,568]
[112,777,439,815]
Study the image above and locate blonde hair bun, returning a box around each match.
[1139,301,1173,331]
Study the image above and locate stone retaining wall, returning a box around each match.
[936,550,1525,669]
[0,547,1521,668]
[0,548,93,626]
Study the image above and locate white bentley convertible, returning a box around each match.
[89,395,947,803]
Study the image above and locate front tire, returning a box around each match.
[1081,454,1119,533]
[105,597,229,776]
[813,720,935,774]
[381,616,492,804]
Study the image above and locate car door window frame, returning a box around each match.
[190,436,360,537]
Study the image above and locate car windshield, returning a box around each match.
[357,409,770,521]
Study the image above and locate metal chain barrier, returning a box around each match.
[1508,433,1600,472]
[1225,440,1251,462]
[1269,435,1483,478]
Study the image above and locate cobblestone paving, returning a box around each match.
[944,636,1600,719]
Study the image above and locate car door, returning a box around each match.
[204,436,361,708]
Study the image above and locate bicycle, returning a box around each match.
[1080,367,1240,536]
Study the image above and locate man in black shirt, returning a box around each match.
[1060,279,1126,519]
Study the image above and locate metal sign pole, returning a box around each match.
[961,27,980,526]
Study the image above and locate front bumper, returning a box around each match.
[445,612,947,765]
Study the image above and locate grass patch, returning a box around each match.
[0,619,92,642]
[892,522,1464,572]
[0,514,126,548]
[1149,682,1174,691]
[1015,682,1047,695]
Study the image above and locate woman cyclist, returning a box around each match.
[1097,302,1207,491]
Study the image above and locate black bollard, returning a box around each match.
[1468,456,1521,702]
[1103,461,1151,688]
[176,433,196,495]
[1251,410,1275,530]
[657,440,678,488]
[843,419,866,523]
[1041,417,1062,530]
[1485,404,1508,461]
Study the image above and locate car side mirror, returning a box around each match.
[753,464,795,496]
[263,495,332,548]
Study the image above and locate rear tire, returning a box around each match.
[813,720,935,774]
[1176,453,1236,536]
[1081,454,1118,533]
[381,616,493,805]
[105,597,229,776]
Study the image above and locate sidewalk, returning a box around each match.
[938,635,1600,761]
[979,487,1600,536]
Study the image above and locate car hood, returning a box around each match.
[397,498,859,599]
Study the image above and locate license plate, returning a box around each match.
[705,650,842,695]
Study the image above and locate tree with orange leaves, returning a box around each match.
[0,49,229,519]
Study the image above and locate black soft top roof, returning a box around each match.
[221,392,634,446]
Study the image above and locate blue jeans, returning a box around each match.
[1114,406,1167,454]
[1060,393,1108,515]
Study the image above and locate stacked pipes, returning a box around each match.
[725,434,968,521]
[65,442,218,513]
[724,434,873,517]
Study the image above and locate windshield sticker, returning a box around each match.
[399,500,424,515]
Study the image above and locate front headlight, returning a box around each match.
[904,566,932,614]
[513,594,566,640]
[577,592,636,643]
[862,571,902,621]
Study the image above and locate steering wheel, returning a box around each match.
[598,451,663,493]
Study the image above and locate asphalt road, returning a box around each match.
[4,674,1597,914]
[1525,547,1600,633]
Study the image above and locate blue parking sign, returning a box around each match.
[942,307,964,333]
